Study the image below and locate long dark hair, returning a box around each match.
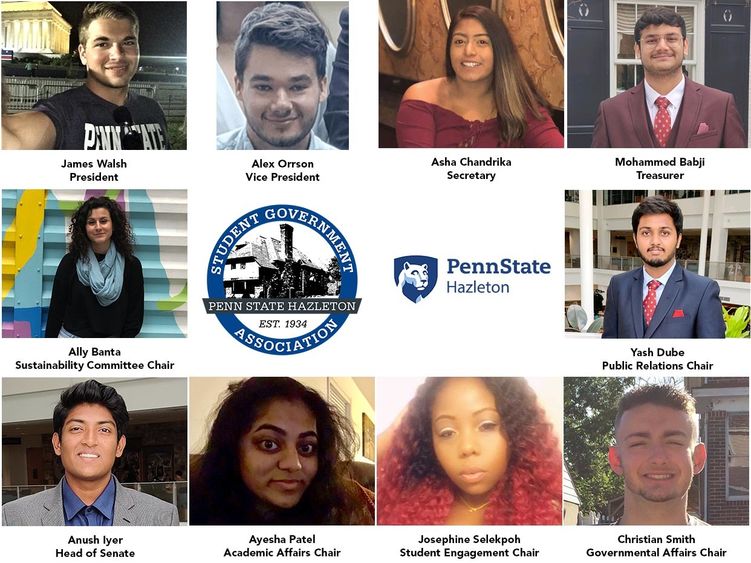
[378,377,561,524]
[445,6,548,144]
[68,196,134,260]
[190,377,364,525]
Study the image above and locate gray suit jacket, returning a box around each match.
[2,477,179,526]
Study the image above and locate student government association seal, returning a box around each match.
[205,204,360,355]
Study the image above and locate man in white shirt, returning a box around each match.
[609,384,708,525]
[217,3,336,150]
[602,196,725,338]
[592,7,746,148]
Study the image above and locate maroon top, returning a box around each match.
[396,99,563,148]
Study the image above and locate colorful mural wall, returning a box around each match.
[2,189,187,338]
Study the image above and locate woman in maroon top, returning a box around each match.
[396,6,562,148]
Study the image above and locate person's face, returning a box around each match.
[609,403,705,505]
[85,207,113,252]
[52,403,126,486]
[635,23,688,78]
[78,18,139,91]
[431,378,509,503]
[239,399,319,509]
[449,18,494,84]
[633,212,682,269]
[235,44,327,150]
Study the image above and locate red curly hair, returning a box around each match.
[378,378,561,524]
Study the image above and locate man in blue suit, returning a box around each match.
[603,196,725,338]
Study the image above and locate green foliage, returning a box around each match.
[564,377,635,514]
[723,305,750,338]
[167,120,187,150]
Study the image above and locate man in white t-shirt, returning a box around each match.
[609,384,708,525]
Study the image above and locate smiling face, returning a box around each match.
[235,44,327,150]
[449,17,494,84]
[85,207,113,253]
[78,18,139,98]
[635,23,688,80]
[239,399,319,509]
[634,212,682,276]
[52,403,126,489]
[431,378,509,504]
[610,403,705,515]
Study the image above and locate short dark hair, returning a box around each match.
[53,380,129,440]
[631,195,683,236]
[79,2,139,46]
[234,2,328,81]
[615,384,697,440]
[634,7,686,44]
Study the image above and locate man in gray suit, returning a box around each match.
[2,380,178,526]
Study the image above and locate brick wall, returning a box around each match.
[704,411,749,525]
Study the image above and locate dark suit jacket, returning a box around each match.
[592,78,747,148]
[602,265,726,338]
[1,476,179,525]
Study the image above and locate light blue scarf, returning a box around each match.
[76,243,125,307]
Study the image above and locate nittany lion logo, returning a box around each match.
[394,255,438,303]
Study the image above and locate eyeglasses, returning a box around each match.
[640,34,684,48]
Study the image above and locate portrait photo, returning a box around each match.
[1,189,187,338]
[564,190,751,338]
[378,0,564,147]
[216,1,349,150]
[564,377,749,525]
[1,2,187,150]
[189,376,375,525]
[2,377,188,525]
[568,2,749,147]
[377,376,563,525]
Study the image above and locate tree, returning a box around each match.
[564,377,635,515]
[326,257,340,282]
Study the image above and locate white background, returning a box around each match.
[0,0,749,560]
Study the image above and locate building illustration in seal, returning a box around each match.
[223,223,337,298]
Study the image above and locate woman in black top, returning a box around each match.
[46,196,144,338]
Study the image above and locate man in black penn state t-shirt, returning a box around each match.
[1,2,169,150]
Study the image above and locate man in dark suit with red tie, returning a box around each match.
[602,196,726,338]
[592,7,746,148]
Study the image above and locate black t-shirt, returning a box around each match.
[33,86,170,150]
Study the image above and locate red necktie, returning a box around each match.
[654,96,671,148]
[643,279,661,326]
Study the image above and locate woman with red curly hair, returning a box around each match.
[378,377,561,525]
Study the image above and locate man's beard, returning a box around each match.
[638,246,676,268]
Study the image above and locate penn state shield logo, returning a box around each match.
[394,256,438,303]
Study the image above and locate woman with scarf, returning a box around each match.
[46,196,143,338]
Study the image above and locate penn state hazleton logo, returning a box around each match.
[205,205,360,355]
[394,256,438,303]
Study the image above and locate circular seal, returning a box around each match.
[206,204,358,355]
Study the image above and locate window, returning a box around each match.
[328,380,352,422]
[602,190,648,205]
[727,414,749,500]
[611,1,704,95]
[656,190,704,199]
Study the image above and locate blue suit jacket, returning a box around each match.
[602,265,725,338]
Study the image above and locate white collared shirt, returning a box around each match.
[644,76,685,126]
[642,260,677,304]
